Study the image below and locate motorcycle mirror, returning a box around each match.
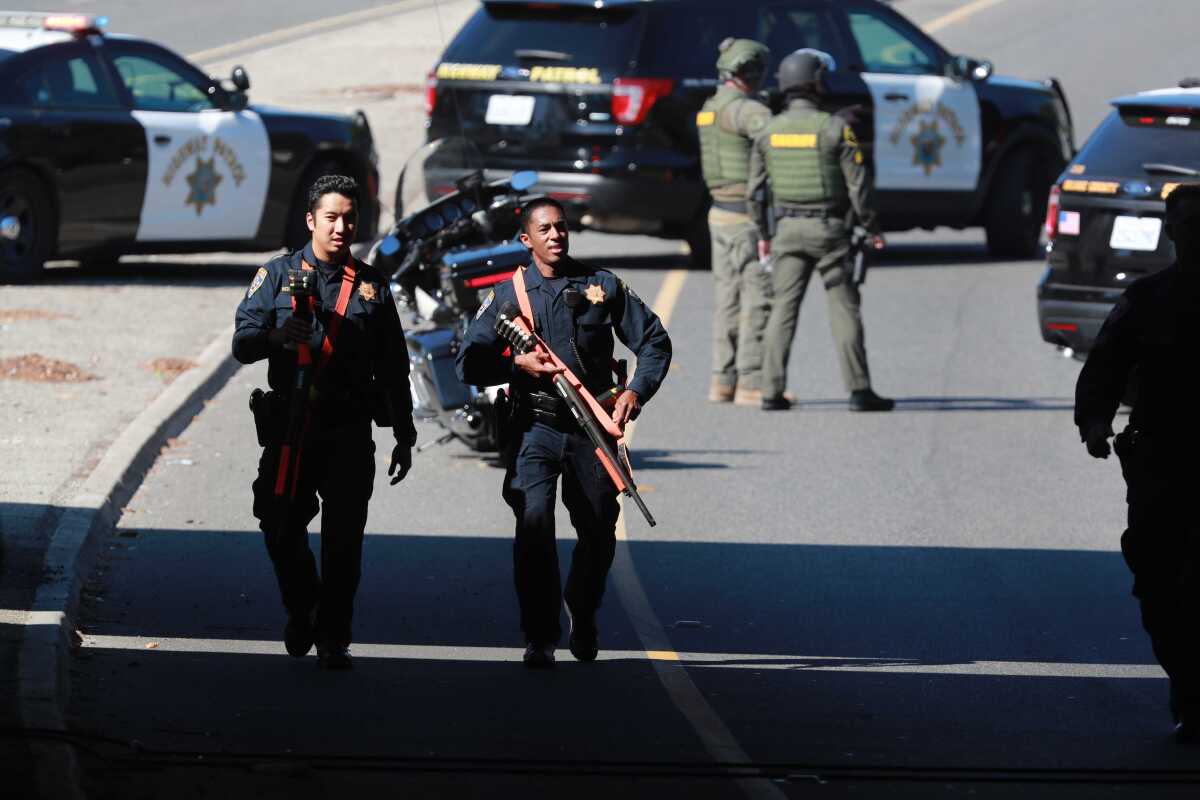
[510,171,537,192]
[471,209,493,236]
[378,235,402,257]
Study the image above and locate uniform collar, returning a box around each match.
[302,242,349,275]
[523,259,591,296]
[786,96,821,112]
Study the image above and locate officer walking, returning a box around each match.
[698,38,774,406]
[1076,183,1200,740]
[747,50,893,412]
[456,198,671,669]
[233,175,416,670]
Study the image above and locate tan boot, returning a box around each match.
[733,387,762,406]
[708,377,735,403]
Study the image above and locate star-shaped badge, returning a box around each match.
[358,282,377,301]
[185,157,223,215]
[585,284,606,304]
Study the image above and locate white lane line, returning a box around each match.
[610,269,786,800]
[79,635,1162,679]
[186,0,435,64]
[922,0,1012,34]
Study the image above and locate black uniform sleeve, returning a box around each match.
[1074,291,1140,439]
[456,289,517,387]
[232,258,286,364]
[611,278,672,403]
[372,278,417,445]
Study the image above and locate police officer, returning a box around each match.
[747,49,893,412]
[1076,183,1200,740]
[456,198,671,669]
[233,175,416,670]
[698,38,774,406]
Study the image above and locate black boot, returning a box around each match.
[849,388,894,412]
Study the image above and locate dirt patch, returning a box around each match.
[143,357,196,382]
[0,354,98,383]
[0,309,75,322]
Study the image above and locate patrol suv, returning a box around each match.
[0,11,379,283]
[424,0,1074,266]
[1037,82,1200,356]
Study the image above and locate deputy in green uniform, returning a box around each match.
[697,38,774,406]
[747,49,894,412]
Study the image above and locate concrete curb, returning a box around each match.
[17,324,241,799]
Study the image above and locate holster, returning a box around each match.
[494,387,517,450]
[248,388,285,447]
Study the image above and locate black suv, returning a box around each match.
[1037,84,1200,356]
[424,0,1074,266]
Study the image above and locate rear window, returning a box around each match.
[1075,109,1200,176]
[442,3,645,71]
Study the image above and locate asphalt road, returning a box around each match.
[59,0,1200,797]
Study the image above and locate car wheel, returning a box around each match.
[285,159,343,251]
[0,169,54,284]
[685,213,712,270]
[984,147,1055,260]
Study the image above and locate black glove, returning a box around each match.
[388,442,412,484]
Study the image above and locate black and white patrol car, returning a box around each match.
[1037,82,1200,357]
[0,11,380,283]
[423,0,1074,266]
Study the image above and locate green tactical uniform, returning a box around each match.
[699,84,773,398]
[747,96,879,399]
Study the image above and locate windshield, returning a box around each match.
[441,4,644,70]
[396,137,484,220]
[1075,110,1200,176]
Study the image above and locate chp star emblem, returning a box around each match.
[358,282,377,301]
[910,120,947,176]
[185,157,223,215]
[585,284,606,304]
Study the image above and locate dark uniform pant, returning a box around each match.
[502,420,621,646]
[252,422,375,649]
[1122,498,1200,714]
[762,215,871,398]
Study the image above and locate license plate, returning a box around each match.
[485,94,535,126]
[1109,216,1162,251]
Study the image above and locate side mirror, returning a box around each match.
[949,55,992,82]
[231,65,250,93]
[510,170,537,192]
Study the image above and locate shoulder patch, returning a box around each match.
[745,112,768,135]
[475,289,495,319]
[246,267,268,299]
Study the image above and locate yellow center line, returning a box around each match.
[922,0,1011,34]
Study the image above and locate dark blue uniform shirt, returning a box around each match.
[233,243,416,443]
[456,259,672,402]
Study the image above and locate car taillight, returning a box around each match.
[1044,184,1061,241]
[424,71,438,117]
[611,78,673,125]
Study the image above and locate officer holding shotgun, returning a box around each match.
[457,197,672,669]
[233,175,416,670]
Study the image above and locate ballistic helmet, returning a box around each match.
[716,38,770,87]
[777,48,836,93]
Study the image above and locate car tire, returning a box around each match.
[285,159,344,251]
[0,168,54,284]
[685,213,712,270]
[984,147,1056,260]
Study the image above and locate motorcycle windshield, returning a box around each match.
[397,137,485,219]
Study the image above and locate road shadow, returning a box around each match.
[867,241,1038,268]
[40,259,264,289]
[790,396,1074,412]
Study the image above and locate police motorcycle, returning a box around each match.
[367,138,536,452]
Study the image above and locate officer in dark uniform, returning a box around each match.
[456,198,671,669]
[1076,183,1200,740]
[697,38,774,406]
[747,49,893,412]
[233,175,416,670]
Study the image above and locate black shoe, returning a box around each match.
[316,645,353,670]
[849,389,895,412]
[522,643,556,669]
[284,607,316,658]
[566,605,599,662]
[761,395,792,411]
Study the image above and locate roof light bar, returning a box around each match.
[0,11,107,34]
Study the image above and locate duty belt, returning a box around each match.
[775,206,835,220]
[712,199,748,214]
[524,390,575,428]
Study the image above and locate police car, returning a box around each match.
[0,11,379,283]
[423,0,1074,266]
[1037,81,1200,357]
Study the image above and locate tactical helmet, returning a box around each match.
[777,48,836,93]
[716,38,770,88]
